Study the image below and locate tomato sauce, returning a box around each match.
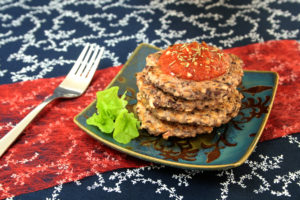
[158,41,230,81]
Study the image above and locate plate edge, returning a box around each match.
[233,71,279,167]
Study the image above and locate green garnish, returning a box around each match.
[86,86,140,144]
[113,109,140,144]
[87,113,115,133]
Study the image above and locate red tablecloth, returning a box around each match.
[1,40,300,199]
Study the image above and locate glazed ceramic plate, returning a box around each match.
[74,43,278,170]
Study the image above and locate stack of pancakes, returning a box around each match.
[136,47,244,139]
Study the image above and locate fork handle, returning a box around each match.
[0,95,57,157]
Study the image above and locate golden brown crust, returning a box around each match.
[136,102,213,139]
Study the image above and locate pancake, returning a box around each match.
[135,42,244,139]
[143,51,243,100]
[136,101,213,139]
[138,92,242,127]
[136,71,242,112]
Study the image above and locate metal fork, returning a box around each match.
[0,44,104,157]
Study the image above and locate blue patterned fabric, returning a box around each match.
[1,0,300,199]
[1,0,300,84]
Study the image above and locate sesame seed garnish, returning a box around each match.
[159,41,227,81]
[217,52,224,59]
[169,60,176,66]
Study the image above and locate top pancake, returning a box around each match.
[143,50,244,100]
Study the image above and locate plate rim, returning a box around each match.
[73,43,279,170]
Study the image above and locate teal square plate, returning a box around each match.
[74,43,278,170]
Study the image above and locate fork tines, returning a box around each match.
[70,44,104,79]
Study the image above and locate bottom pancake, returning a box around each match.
[136,101,213,139]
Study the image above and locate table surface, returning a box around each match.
[1,0,300,200]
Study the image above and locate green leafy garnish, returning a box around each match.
[113,109,140,144]
[86,86,140,144]
[86,113,114,133]
[96,86,127,120]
